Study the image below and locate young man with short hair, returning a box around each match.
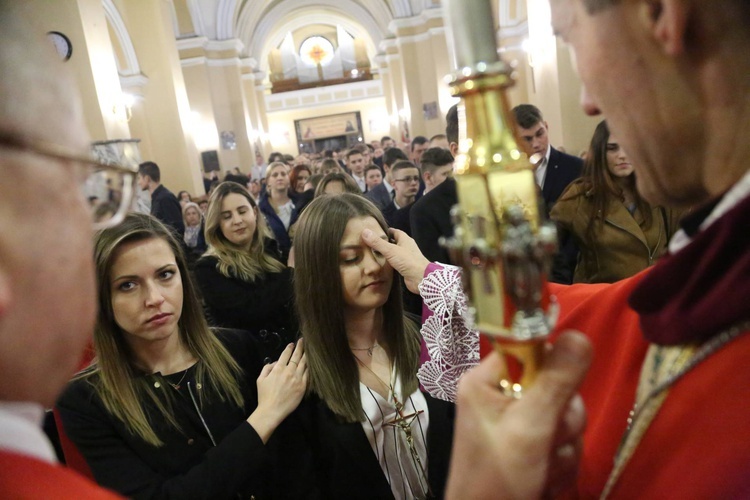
[138,161,185,238]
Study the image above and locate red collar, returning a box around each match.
[629,193,750,345]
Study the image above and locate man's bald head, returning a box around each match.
[0,3,96,406]
[0,2,87,148]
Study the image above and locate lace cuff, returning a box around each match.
[417,264,480,402]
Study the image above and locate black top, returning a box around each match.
[57,329,311,499]
[410,177,458,265]
[151,184,185,238]
[298,392,454,499]
[193,254,298,359]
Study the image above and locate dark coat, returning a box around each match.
[57,330,308,500]
[193,254,298,358]
[541,147,583,215]
[364,182,392,211]
[299,392,454,499]
[410,178,457,265]
[258,193,299,264]
[150,184,185,238]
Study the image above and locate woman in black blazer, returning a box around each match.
[294,194,454,499]
[57,213,308,499]
[194,182,298,358]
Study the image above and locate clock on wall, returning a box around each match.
[47,31,72,61]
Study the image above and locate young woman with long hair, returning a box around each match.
[194,181,297,356]
[259,161,298,263]
[550,120,683,283]
[57,213,307,499]
[294,194,454,499]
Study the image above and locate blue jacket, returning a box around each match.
[258,193,299,263]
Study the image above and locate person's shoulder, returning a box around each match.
[58,371,100,408]
[195,254,219,270]
[551,147,584,168]
[413,178,457,211]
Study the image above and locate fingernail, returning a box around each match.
[362,228,373,239]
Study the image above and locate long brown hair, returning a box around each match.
[77,213,244,446]
[294,194,420,422]
[563,120,653,240]
[204,181,285,281]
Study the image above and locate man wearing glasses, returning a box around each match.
[0,5,132,497]
[382,160,421,228]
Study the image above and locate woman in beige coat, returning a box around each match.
[551,120,682,283]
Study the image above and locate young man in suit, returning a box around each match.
[138,161,185,238]
[0,4,122,497]
[512,104,583,215]
[364,147,408,210]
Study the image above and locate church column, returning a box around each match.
[116,0,203,195]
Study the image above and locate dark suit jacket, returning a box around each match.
[410,178,458,265]
[300,392,454,499]
[541,147,583,215]
[364,182,392,211]
[150,184,185,238]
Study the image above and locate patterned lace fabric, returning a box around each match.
[417,264,480,403]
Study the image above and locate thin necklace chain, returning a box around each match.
[167,367,190,391]
[350,342,379,357]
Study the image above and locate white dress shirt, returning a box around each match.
[534,144,552,189]
[0,401,57,463]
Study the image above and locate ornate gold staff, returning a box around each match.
[441,0,558,398]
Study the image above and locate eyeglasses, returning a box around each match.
[394,175,420,184]
[0,131,138,229]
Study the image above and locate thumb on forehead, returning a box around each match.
[361,228,387,248]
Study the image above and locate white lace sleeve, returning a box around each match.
[417,264,480,402]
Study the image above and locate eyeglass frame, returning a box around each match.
[0,130,139,229]
[393,175,421,184]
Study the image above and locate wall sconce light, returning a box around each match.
[113,93,136,122]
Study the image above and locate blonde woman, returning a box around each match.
[258,161,298,263]
[57,213,307,499]
[194,182,298,357]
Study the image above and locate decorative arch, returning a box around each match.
[216,0,240,39]
[238,0,390,61]
[102,0,140,76]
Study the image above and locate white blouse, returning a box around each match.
[359,371,430,500]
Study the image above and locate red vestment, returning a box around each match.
[0,450,121,499]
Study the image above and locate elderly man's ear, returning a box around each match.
[645,0,689,56]
[0,266,11,319]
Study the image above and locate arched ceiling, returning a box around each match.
[175,0,429,52]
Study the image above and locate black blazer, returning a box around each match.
[299,392,454,499]
[193,254,298,358]
[541,147,583,216]
[410,178,458,265]
[57,330,308,499]
[150,184,185,238]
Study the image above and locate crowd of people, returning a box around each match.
[2,0,749,498]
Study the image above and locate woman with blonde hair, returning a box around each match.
[294,194,454,499]
[57,213,307,499]
[194,181,297,356]
[259,161,298,263]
